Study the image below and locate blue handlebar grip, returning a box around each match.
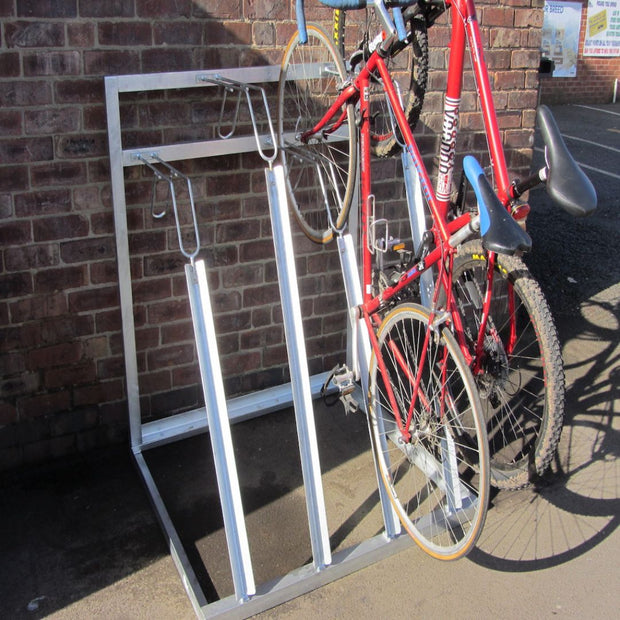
[296,0,308,44]
[393,7,407,41]
[463,155,490,235]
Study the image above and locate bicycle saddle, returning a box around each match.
[463,156,532,256]
[537,105,597,217]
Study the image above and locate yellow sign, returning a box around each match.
[588,9,607,37]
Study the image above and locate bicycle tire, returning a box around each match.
[368,302,489,560]
[368,14,429,158]
[333,8,428,158]
[452,241,565,489]
[277,24,358,244]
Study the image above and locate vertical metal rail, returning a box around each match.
[104,77,142,448]
[265,165,331,569]
[186,260,256,602]
[402,150,434,306]
[336,234,401,539]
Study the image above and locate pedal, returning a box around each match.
[321,364,359,413]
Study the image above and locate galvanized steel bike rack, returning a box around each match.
[105,66,415,619]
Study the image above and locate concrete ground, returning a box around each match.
[1,104,618,619]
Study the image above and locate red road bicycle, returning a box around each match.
[277,0,596,558]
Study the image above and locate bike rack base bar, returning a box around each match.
[134,444,413,619]
[138,372,332,451]
[203,532,413,619]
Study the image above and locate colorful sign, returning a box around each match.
[584,0,620,56]
[542,1,584,76]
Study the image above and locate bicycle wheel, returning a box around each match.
[277,24,357,244]
[368,303,489,559]
[367,12,428,158]
[452,241,565,489]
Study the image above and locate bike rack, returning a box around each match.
[104,66,417,619]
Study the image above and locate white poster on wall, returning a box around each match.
[542,1,584,76]
[584,0,620,56]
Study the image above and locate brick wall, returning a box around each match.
[0,0,541,471]
[540,1,620,104]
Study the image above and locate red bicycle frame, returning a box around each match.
[300,0,522,435]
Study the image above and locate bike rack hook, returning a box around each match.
[133,153,201,262]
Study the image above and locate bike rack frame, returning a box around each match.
[105,66,419,618]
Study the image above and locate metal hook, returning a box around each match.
[199,75,278,164]
[133,153,201,262]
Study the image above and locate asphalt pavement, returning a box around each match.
[0,104,618,619]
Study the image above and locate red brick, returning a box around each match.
[147,299,191,324]
[18,390,71,419]
[98,22,152,46]
[68,285,119,313]
[56,133,108,159]
[139,370,172,394]
[0,324,41,353]
[490,28,521,49]
[515,7,543,28]
[482,7,514,27]
[0,137,53,163]
[33,214,89,242]
[147,344,195,371]
[153,22,203,46]
[17,1,77,18]
[0,51,20,77]
[9,292,67,323]
[67,22,95,47]
[38,314,93,345]
[15,189,72,216]
[30,162,88,189]
[44,360,97,389]
[171,365,200,388]
[89,261,118,285]
[0,110,22,136]
[34,265,86,293]
[129,230,167,255]
[5,244,59,270]
[5,21,65,47]
[23,51,81,76]
[220,350,262,375]
[141,48,194,74]
[28,342,82,369]
[24,107,80,136]
[206,21,252,46]
[74,379,123,406]
[493,71,525,90]
[60,236,115,263]
[0,351,26,377]
[0,80,52,106]
[143,253,186,277]
[0,272,32,298]
[136,0,191,18]
[54,78,104,104]
[216,219,261,243]
[80,1,134,17]
[161,320,195,345]
[0,220,32,246]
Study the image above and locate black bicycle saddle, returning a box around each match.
[537,105,597,217]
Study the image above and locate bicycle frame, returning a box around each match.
[298,0,523,438]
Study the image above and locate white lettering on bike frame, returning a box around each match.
[437,96,460,203]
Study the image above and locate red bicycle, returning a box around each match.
[277,0,596,558]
